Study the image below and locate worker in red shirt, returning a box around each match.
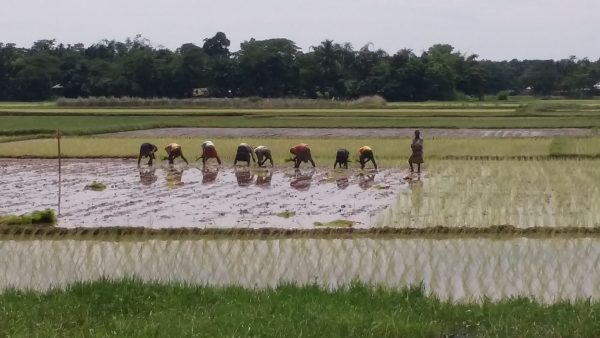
[289,143,316,168]
[201,141,222,168]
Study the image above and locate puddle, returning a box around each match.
[0,237,597,303]
[0,159,406,228]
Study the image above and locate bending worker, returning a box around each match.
[201,140,222,167]
[234,143,256,166]
[138,142,158,167]
[255,145,274,167]
[290,143,316,168]
[334,148,350,169]
[358,145,378,170]
[165,143,189,165]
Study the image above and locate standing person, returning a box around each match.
[234,143,256,166]
[358,146,378,170]
[201,140,222,168]
[165,143,189,165]
[334,148,350,169]
[254,145,274,167]
[289,143,316,168]
[409,130,424,173]
[138,143,158,167]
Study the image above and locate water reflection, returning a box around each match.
[358,171,376,190]
[202,168,219,184]
[335,177,350,190]
[2,237,600,303]
[234,168,254,187]
[255,169,273,187]
[165,166,184,188]
[290,168,314,191]
[139,167,157,186]
[409,175,424,212]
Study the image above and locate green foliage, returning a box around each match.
[1,280,600,337]
[2,35,599,101]
[497,90,510,100]
[314,220,354,227]
[275,211,296,218]
[0,209,56,226]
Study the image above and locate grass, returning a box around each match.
[314,220,355,228]
[0,280,599,337]
[0,209,56,227]
[0,99,600,136]
[84,181,107,191]
[1,136,599,162]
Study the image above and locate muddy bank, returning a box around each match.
[1,237,598,303]
[0,159,406,229]
[99,127,591,138]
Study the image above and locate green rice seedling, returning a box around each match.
[85,181,107,191]
[275,211,296,218]
[0,209,56,226]
[314,220,354,227]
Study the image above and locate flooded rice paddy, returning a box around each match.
[0,159,405,228]
[1,237,599,303]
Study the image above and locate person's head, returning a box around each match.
[152,145,158,153]
[415,130,421,138]
[289,147,295,154]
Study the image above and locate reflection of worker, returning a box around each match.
[290,143,316,168]
[165,143,189,165]
[409,177,424,213]
[165,166,185,188]
[234,167,255,187]
[335,177,350,190]
[234,143,256,166]
[358,146,378,170]
[202,168,219,184]
[290,168,314,191]
[358,172,376,190]
[256,169,273,187]
[409,130,424,173]
[334,148,349,169]
[138,167,158,185]
[138,143,158,167]
[201,140,222,168]
[255,146,274,167]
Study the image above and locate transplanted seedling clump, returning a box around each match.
[85,181,107,191]
[314,220,354,228]
[0,209,56,227]
[275,211,296,218]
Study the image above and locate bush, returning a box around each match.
[497,90,510,101]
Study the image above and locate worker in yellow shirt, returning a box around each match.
[165,143,189,165]
[358,146,377,170]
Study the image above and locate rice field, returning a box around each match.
[379,160,600,228]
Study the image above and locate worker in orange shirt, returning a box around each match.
[201,140,222,168]
[358,146,377,170]
[289,143,316,168]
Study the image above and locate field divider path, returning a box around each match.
[98,127,592,138]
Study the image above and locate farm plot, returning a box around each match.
[0,159,405,228]
[379,159,600,228]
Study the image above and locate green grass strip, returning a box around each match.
[1,280,599,337]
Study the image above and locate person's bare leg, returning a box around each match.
[180,153,189,165]
[409,160,414,173]
[137,153,142,167]
[372,157,378,170]
[294,158,301,168]
[216,156,222,165]
[417,163,420,173]
[268,157,274,167]
[309,157,316,167]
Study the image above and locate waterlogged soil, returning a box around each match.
[1,237,598,303]
[0,159,407,228]
[101,127,592,138]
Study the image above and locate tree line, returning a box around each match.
[1,32,599,101]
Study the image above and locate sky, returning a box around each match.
[2,0,598,61]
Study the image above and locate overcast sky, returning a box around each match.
[2,0,598,61]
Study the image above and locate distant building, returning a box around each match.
[192,88,209,97]
[594,82,600,90]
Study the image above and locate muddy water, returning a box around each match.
[0,237,597,303]
[0,159,405,228]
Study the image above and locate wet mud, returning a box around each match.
[0,159,407,228]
